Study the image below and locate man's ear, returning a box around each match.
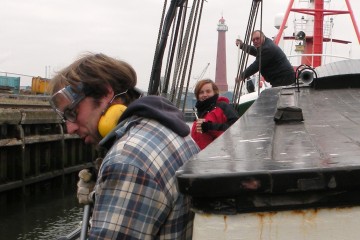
[104,85,115,102]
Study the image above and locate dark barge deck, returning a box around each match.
[177,59,360,214]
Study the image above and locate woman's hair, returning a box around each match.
[49,53,139,105]
[194,79,219,100]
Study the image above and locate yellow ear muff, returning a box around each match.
[98,104,127,137]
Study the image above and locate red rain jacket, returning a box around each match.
[191,96,239,150]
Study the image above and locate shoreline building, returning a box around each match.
[215,16,228,92]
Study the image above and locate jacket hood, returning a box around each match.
[119,95,190,137]
[217,96,229,104]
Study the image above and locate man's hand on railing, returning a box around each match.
[77,169,96,204]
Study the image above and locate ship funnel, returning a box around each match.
[299,69,314,85]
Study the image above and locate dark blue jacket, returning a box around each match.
[242,37,295,86]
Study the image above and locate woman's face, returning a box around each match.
[198,83,215,101]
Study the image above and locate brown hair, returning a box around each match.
[194,79,219,100]
[49,53,138,105]
[252,30,266,41]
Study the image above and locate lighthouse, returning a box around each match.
[215,16,228,92]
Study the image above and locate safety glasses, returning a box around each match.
[49,85,86,122]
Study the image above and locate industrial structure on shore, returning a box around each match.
[0,94,98,208]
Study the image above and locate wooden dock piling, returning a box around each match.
[0,101,98,205]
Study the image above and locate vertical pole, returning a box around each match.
[80,205,91,240]
[59,123,65,186]
[274,0,295,45]
[312,0,324,67]
[344,0,360,44]
[18,125,26,196]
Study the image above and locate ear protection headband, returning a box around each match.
[98,104,127,137]
[97,90,128,137]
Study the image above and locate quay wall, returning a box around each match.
[0,107,99,205]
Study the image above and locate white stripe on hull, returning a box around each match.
[193,206,360,240]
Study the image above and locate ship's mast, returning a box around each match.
[274,0,360,67]
[312,0,324,67]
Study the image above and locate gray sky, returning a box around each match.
[1,0,360,91]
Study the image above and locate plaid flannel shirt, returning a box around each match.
[89,117,199,239]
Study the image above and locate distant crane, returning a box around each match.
[193,63,210,86]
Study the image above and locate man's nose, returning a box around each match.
[66,121,79,134]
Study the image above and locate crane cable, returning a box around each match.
[233,0,258,104]
[257,1,263,97]
[232,0,263,107]
[233,0,261,104]
[162,3,185,97]
[175,0,205,110]
[168,1,189,103]
[149,0,205,111]
[171,0,198,106]
[179,0,205,112]
[148,0,186,95]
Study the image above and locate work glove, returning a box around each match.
[76,158,103,204]
[235,38,244,48]
[77,169,96,205]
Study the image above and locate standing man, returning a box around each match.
[49,53,199,239]
[236,30,295,87]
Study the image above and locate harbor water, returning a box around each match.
[0,180,83,240]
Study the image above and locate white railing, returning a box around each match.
[288,53,351,60]
[287,53,351,66]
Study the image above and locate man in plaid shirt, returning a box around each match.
[49,53,200,239]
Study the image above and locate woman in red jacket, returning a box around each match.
[191,79,239,150]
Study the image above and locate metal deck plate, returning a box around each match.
[177,73,360,212]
